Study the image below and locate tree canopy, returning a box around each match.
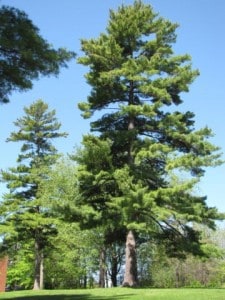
[0,5,75,103]
[77,0,224,286]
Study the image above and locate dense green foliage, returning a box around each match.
[0,100,67,289]
[1,153,225,290]
[6,242,34,290]
[0,6,75,103]
[138,229,225,288]
[77,0,224,286]
[44,224,100,289]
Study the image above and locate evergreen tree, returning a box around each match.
[0,99,67,290]
[77,1,224,286]
[0,6,75,103]
[73,135,127,287]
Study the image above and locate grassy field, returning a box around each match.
[0,288,225,300]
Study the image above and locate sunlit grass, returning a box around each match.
[0,288,225,300]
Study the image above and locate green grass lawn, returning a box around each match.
[0,288,225,300]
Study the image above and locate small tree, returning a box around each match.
[77,0,224,286]
[6,241,34,290]
[0,99,67,290]
[0,6,75,103]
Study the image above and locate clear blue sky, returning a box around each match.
[0,0,225,214]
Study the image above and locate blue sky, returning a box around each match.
[0,0,225,214]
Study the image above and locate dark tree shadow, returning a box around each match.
[4,292,135,300]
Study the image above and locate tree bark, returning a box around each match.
[122,230,138,287]
[99,247,106,288]
[111,254,118,287]
[40,253,44,290]
[33,240,44,290]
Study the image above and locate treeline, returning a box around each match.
[5,215,225,289]
[1,99,224,290]
[0,0,224,290]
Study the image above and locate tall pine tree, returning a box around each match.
[77,1,224,286]
[0,99,67,290]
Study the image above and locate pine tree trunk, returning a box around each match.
[123,79,138,287]
[83,275,87,289]
[33,240,44,290]
[40,253,44,289]
[122,230,138,287]
[99,247,106,288]
[111,255,118,287]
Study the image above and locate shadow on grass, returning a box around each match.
[4,292,135,300]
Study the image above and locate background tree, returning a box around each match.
[77,0,224,286]
[44,223,100,289]
[73,135,127,287]
[42,152,125,288]
[0,5,75,103]
[148,226,225,288]
[0,99,67,290]
[6,241,34,290]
